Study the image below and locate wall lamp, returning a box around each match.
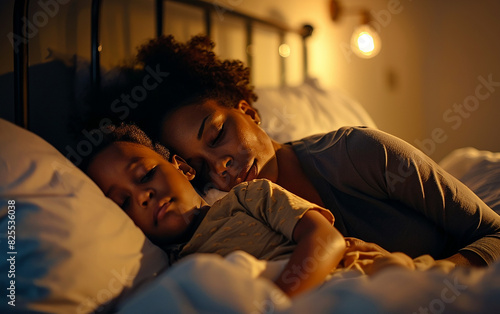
[330,0,381,59]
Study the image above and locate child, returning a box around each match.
[81,124,347,297]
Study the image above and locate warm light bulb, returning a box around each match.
[351,24,381,58]
[278,44,291,58]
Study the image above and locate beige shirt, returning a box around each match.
[179,179,334,261]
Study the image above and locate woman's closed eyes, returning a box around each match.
[210,123,225,147]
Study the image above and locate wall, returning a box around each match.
[228,0,426,152]
[1,0,499,161]
[232,0,500,161]
[420,0,500,161]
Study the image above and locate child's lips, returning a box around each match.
[154,200,171,224]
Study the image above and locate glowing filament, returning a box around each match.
[357,32,375,53]
[351,25,381,59]
[279,44,291,58]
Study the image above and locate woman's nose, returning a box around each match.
[214,156,233,177]
[137,189,154,208]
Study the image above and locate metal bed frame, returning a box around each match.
[13,0,313,130]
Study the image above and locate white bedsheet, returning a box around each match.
[439,147,500,213]
[118,251,500,314]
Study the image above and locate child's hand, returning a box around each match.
[343,237,415,275]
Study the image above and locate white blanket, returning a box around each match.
[118,251,500,314]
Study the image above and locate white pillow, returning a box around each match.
[0,119,169,313]
[254,77,377,142]
[439,147,500,214]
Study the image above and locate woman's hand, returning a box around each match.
[344,237,390,255]
[343,237,415,275]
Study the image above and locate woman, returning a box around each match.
[89,35,500,267]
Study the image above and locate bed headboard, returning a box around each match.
[12,0,314,131]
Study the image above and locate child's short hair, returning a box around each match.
[78,124,170,172]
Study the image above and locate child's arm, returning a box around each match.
[274,209,346,297]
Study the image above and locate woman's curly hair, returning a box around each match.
[86,35,257,142]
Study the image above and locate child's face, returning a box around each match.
[161,99,278,192]
[87,142,206,246]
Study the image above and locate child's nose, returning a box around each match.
[138,189,154,208]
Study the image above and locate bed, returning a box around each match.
[1,1,500,313]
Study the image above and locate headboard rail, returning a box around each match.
[13,0,30,129]
[12,0,313,130]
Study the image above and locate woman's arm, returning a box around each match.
[345,127,500,266]
[445,251,487,267]
[380,137,500,266]
[274,209,346,297]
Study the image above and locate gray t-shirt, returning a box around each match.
[290,126,500,264]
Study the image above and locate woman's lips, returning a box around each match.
[244,160,258,182]
[235,160,257,185]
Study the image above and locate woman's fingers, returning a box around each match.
[345,237,390,255]
[370,252,416,274]
[342,250,383,269]
[342,238,415,275]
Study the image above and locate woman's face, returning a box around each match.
[162,99,278,192]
